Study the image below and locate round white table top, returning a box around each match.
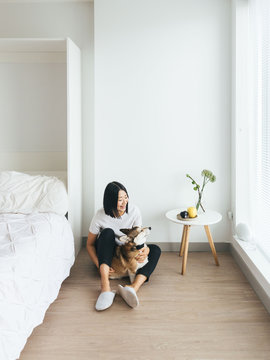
[165,208,222,226]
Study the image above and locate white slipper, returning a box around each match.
[95,291,116,311]
[117,285,139,308]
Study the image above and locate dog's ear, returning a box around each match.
[120,228,131,235]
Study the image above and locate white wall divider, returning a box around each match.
[231,0,250,227]
[0,38,82,256]
[67,38,82,257]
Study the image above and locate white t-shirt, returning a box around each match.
[89,203,142,245]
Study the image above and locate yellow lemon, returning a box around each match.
[187,207,197,218]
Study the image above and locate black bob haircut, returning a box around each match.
[103,181,129,218]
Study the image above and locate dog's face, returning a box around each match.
[118,226,151,247]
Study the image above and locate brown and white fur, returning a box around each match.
[109,226,151,283]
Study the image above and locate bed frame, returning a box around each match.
[0,38,82,257]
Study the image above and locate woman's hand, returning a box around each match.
[135,246,150,263]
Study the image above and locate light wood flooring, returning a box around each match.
[21,249,270,360]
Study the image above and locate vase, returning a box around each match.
[196,194,205,212]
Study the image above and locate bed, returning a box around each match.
[0,171,75,360]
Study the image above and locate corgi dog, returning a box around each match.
[109,226,151,283]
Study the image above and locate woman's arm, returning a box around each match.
[86,232,99,269]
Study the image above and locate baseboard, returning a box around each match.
[230,244,270,314]
[82,237,229,252]
[156,242,229,252]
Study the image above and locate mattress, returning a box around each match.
[0,212,75,360]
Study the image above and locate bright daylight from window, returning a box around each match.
[249,0,270,262]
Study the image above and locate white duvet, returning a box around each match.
[0,212,75,360]
[0,171,68,216]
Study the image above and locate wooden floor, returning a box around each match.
[20,249,270,360]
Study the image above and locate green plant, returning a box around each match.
[186,169,216,212]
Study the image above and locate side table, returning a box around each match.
[165,209,222,275]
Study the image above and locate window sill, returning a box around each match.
[231,237,270,299]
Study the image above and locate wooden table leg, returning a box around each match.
[204,225,219,266]
[179,225,187,256]
[181,225,190,275]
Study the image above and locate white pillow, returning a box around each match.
[0,171,68,215]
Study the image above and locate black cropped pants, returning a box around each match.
[95,228,161,281]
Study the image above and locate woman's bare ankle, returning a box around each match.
[126,284,137,292]
[101,279,111,292]
[101,285,111,293]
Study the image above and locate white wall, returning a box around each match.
[0,1,94,234]
[0,62,67,152]
[0,0,231,244]
[95,0,231,243]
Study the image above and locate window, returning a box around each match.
[249,0,270,261]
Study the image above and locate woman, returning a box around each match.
[87,181,161,311]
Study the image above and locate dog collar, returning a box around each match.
[136,244,144,250]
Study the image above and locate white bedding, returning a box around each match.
[0,212,75,360]
[0,171,68,216]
